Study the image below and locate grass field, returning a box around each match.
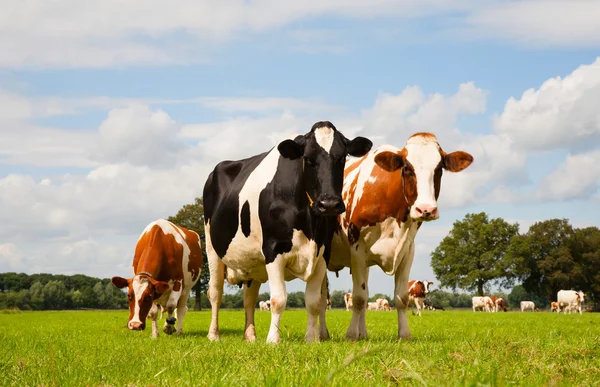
[1,309,599,386]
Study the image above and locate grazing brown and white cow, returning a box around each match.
[520,301,535,312]
[259,300,270,311]
[327,133,473,340]
[557,290,585,315]
[551,301,560,313]
[472,296,493,312]
[376,298,391,311]
[489,296,508,312]
[111,219,203,337]
[344,293,353,311]
[408,280,433,316]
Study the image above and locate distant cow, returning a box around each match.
[367,302,379,311]
[472,296,493,312]
[424,299,445,311]
[259,300,270,311]
[551,301,560,313]
[520,301,535,312]
[408,280,433,316]
[326,133,473,341]
[111,219,203,337]
[376,298,391,311]
[557,290,585,315]
[344,293,353,311]
[490,296,508,312]
[204,121,372,344]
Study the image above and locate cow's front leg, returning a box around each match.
[243,280,261,342]
[265,255,287,344]
[163,287,181,335]
[318,273,330,341]
[148,303,160,338]
[394,243,415,340]
[305,258,326,343]
[207,249,225,341]
[175,292,190,335]
[346,246,369,341]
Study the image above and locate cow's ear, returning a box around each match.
[443,151,473,172]
[278,136,305,160]
[374,151,404,172]
[153,281,170,296]
[345,136,372,157]
[111,276,129,289]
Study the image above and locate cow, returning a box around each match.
[489,296,508,312]
[551,301,560,313]
[424,299,445,311]
[259,300,270,311]
[472,296,493,312]
[111,219,203,337]
[376,298,391,311]
[344,293,353,311]
[203,121,372,344]
[326,132,473,340]
[520,301,535,312]
[367,302,379,310]
[407,280,433,316]
[557,290,585,315]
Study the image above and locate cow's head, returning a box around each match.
[423,280,433,294]
[278,121,372,216]
[577,291,585,303]
[111,274,170,331]
[373,133,473,221]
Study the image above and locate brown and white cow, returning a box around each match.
[472,296,493,312]
[111,219,203,337]
[551,301,560,313]
[376,298,391,311]
[489,296,508,312]
[259,300,270,311]
[327,133,473,340]
[344,293,353,311]
[408,280,433,316]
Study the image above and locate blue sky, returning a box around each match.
[1,0,599,296]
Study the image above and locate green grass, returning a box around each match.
[1,309,599,386]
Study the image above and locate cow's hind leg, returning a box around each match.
[265,256,287,344]
[207,247,225,341]
[318,273,330,341]
[304,258,326,343]
[175,291,190,335]
[243,280,261,342]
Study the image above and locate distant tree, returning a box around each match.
[69,290,84,309]
[507,219,583,302]
[572,226,600,310]
[330,290,348,308]
[92,282,106,308]
[28,281,44,310]
[287,292,305,308]
[42,281,66,309]
[168,197,210,311]
[507,285,548,309]
[431,212,520,295]
[258,292,270,302]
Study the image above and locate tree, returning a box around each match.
[507,219,583,302]
[430,212,520,295]
[42,281,66,309]
[168,197,210,311]
[330,290,348,308]
[572,227,600,310]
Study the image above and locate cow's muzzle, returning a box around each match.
[128,321,145,331]
[315,198,345,215]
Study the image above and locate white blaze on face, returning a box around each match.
[314,126,334,153]
[130,276,149,324]
[405,136,442,219]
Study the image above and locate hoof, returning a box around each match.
[163,324,176,335]
[207,332,220,341]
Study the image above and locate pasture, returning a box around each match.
[1,309,599,386]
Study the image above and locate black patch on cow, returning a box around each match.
[241,201,251,237]
[166,317,176,325]
[361,283,366,290]
[203,152,269,258]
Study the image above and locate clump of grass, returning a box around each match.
[0,308,22,314]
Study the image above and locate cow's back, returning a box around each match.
[557,290,577,305]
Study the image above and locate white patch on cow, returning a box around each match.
[314,126,334,153]
[130,276,149,324]
[219,146,281,284]
[405,136,442,220]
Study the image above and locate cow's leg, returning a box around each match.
[163,286,181,335]
[394,243,415,340]
[415,297,423,317]
[318,273,330,341]
[346,247,369,341]
[148,303,160,338]
[175,292,190,335]
[243,280,261,342]
[305,258,326,343]
[266,256,287,344]
[207,250,225,341]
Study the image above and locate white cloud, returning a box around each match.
[0,243,27,272]
[536,149,600,201]
[494,58,600,152]
[467,1,600,47]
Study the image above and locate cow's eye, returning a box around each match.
[304,158,315,167]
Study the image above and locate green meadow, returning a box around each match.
[1,309,599,386]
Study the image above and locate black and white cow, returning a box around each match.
[203,121,372,344]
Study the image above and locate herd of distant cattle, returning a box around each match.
[110,121,587,342]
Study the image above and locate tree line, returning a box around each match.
[431,213,600,310]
